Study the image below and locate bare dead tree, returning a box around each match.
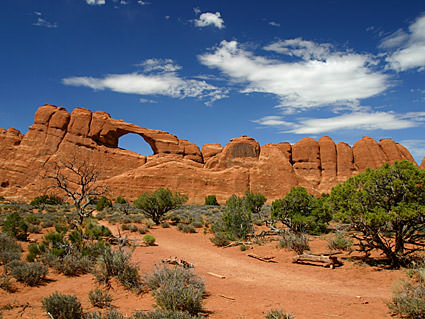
[45,155,107,226]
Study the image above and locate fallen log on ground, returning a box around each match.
[207,272,226,279]
[292,253,343,268]
[247,253,277,263]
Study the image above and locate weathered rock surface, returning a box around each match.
[0,104,420,203]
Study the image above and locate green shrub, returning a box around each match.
[211,195,253,242]
[42,292,83,319]
[327,232,353,252]
[30,194,63,207]
[85,221,112,239]
[143,234,156,246]
[161,222,171,228]
[7,260,48,286]
[204,195,219,206]
[134,188,188,225]
[25,215,41,225]
[0,233,22,264]
[121,224,130,231]
[2,212,28,241]
[130,224,139,232]
[96,197,112,211]
[272,187,330,235]
[277,231,310,255]
[115,196,128,204]
[88,288,113,308]
[144,266,205,315]
[265,308,295,319]
[387,263,425,319]
[209,232,230,247]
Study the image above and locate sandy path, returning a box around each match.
[0,223,402,319]
[126,226,399,319]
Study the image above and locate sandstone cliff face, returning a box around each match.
[0,104,419,203]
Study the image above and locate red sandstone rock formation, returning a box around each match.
[0,104,420,203]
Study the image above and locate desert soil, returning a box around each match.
[0,222,403,319]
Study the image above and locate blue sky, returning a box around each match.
[1,0,425,163]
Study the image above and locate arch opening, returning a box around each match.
[118,133,154,156]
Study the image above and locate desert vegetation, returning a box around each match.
[0,161,424,318]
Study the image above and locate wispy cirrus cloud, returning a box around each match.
[194,12,225,29]
[62,58,227,105]
[382,13,425,72]
[86,0,106,5]
[33,12,58,28]
[199,39,389,111]
[254,111,425,134]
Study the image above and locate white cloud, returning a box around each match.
[194,12,225,29]
[254,111,425,134]
[139,98,157,103]
[264,37,331,60]
[32,12,58,28]
[138,58,182,73]
[86,0,106,5]
[62,59,227,105]
[199,40,389,110]
[138,0,150,5]
[269,21,280,27]
[384,14,425,71]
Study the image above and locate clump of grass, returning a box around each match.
[387,260,425,319]
[277,231,310,255]
[327,232,353,252]
[265,308,295,319]
[88,288,113,308]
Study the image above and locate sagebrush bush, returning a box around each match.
[265,308,295,319]
[133,309,205,319]
[144,265,205,315]
[277,231,310,255]
[42,292,84,319]
[57,251,93,276]
[0,275,14,292]
[177,223,196,234]
[388,263,425,319]
[89,288,113,308]
[7,260,48,286]
[0,233,22,265]
[30,194,63,207]
[94,246,142,291]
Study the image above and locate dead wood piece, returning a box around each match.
[207,272,226,279]
[224,241,252,248]
[292,253,343,268]
[218,294,235,300]
[161,257,194,269]
[247,253,277,263]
